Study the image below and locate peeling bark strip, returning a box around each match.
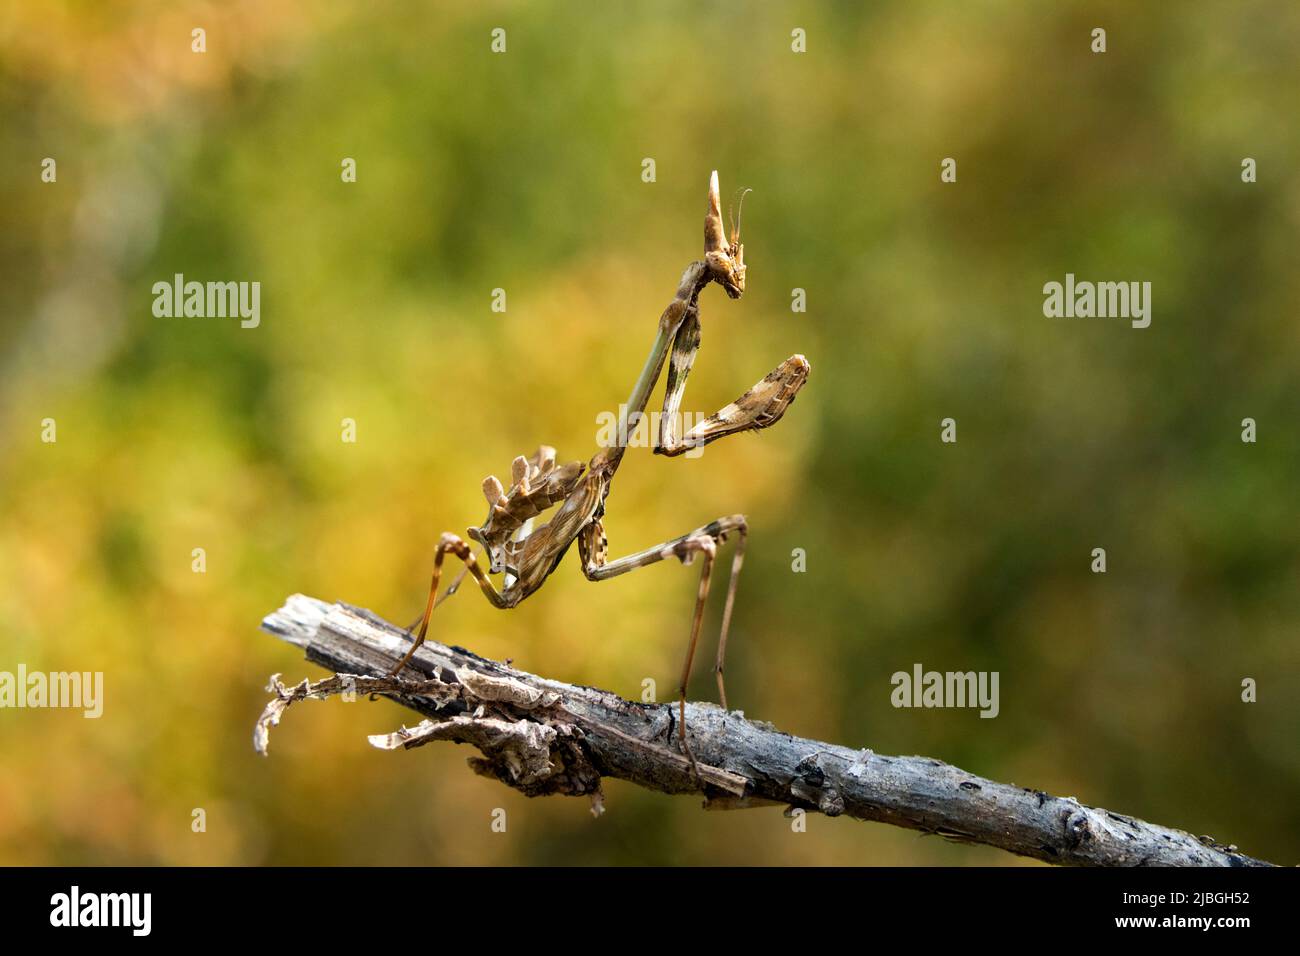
[257,594,1275,867]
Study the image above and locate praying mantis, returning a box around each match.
[389,170,810,767]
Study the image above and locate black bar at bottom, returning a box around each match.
[0,864,1289,940]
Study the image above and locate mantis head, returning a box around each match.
[704,170,747,298]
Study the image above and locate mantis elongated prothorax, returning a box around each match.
[390,171,810,775]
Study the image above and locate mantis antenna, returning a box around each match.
[729,187,753,245]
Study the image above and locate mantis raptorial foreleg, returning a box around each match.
[579,514,749,761]
[656,310,810,457]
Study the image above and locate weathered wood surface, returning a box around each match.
[256,593,1275,867]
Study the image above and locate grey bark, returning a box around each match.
[256,593,1275,867]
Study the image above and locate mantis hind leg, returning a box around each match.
[579,515,749,775]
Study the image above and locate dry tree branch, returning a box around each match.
[256,593,1275,867]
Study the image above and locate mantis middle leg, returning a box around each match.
[579,514,748,765]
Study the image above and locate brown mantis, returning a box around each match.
[389,170,809,769]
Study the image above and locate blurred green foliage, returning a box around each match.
[0,0,1297,865]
